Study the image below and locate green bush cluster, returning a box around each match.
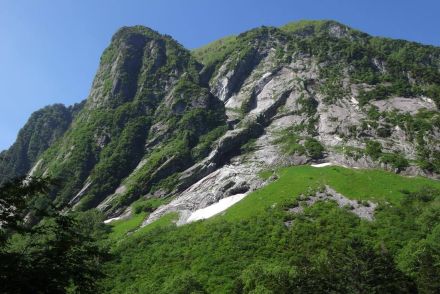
[304,138,325,159]
[132,198,167,215]
[380,152,409,170]
[297,93,318,116]
[274,128,305,156]
[365,140,382,160]
[365,140,409,171]
[274,127,324,159]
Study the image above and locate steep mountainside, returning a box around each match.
[18,26,226,215]
[146,20,440,225]
[1,20,439,225]
[0,102,84,184]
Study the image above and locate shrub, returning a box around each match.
[365,140,382,160]
[380,153,409,171]
[304,138,325,159]
[377,126,392,138]
[274,128,305,156]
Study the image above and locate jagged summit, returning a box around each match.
[87,24,200,110]
[17,22,226,213]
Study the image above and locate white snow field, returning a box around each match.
[186,193,247,223]
[311,162,333,168]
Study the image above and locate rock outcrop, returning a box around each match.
[284,185,378,226]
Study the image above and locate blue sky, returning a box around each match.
[1,0,439,151]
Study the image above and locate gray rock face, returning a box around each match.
[144,62,304,225]
[371,97,437,114]
[5,22,439,225]
[143,34,440,225]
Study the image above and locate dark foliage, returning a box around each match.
[0,177,109,294]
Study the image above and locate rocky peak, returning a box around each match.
[87,25,198,110]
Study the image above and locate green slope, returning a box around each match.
[222,165,440,221]
[99,166,440,293]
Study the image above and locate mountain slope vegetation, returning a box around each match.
[100,166,440,293]
[0,102,84,184]
[1,20,438,219]
[1,19,440,293]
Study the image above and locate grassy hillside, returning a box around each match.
[99,165,440,293]
[223,166,438,221]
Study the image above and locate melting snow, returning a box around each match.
[186,193,247,223]
[104,216,123,224]
[311,162,333,168]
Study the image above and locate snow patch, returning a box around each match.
[311,162,333,168]
[260,72,272,80]
[311,162,359,169]
[186,193,247,223]
[103,207,132,224]
[104,216,123,224]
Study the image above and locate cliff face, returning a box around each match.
[145,21,440,224]
[2,21,439,223]
[10,26,226,214]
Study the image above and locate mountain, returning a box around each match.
[2,19,440,293]
[1,20,439,221]
[1,26,226,214]
[0,101,84,184]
